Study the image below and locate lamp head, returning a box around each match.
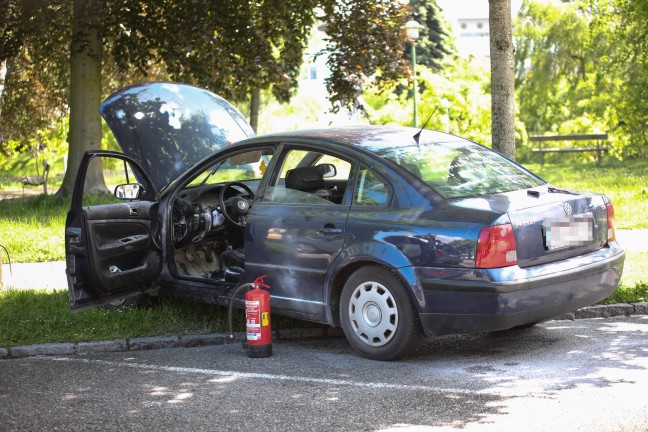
[404,20,423,40]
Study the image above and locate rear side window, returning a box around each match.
[353,167,389,206]
[380,140,544,199]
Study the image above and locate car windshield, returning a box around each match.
[377,139,545,199]
[186,149,273,187]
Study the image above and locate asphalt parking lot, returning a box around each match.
[1,316,647,431]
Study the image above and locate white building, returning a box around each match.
[436,0,523,61]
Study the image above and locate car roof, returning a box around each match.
[252,125,470,152]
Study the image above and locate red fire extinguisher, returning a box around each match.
[245,275,272,358]
[228,275,272,358]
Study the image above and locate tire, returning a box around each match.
[340,266,421,361]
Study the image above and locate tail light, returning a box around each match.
[476,223,518,268]
[605,202,616,243]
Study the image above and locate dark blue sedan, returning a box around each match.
[66,83,625,360]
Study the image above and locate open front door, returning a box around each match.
[66,151,162,310]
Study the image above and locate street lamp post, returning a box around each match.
[404,20,423,128]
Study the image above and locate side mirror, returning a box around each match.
[114,183,145,200]
[317,163,337,179]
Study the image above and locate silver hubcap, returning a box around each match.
[348,281,398,347]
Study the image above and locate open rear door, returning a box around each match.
[66,151,162,310]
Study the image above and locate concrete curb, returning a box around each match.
[1,304,646,360]
[0,326,345,360]
[552,302,648,321]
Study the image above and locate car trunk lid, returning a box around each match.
[507,186,609,268]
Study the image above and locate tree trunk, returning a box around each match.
[56,0,106,198]
[250,88,260,134]
[489,0,516,160]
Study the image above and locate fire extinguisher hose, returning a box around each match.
[227,282,255,341]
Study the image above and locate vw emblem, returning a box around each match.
[237,200,247,210]
[563,202,573,216]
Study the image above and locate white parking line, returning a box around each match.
[47,356,484,395]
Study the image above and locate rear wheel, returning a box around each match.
[340,266,421,360]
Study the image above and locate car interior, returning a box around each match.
[169,147,352,284]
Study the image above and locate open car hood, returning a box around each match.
[100,83,255,192]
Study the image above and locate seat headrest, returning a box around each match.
[286,166,324,191]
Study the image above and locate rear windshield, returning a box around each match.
[378,139,545,199]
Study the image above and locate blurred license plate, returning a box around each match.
[544,217,593,250]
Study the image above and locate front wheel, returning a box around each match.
[102,293,150,311]
[340,266,421,360]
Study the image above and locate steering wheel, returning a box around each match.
[219,182,255,228]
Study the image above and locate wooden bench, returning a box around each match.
[21,159,50,196]
[530,133,609,165]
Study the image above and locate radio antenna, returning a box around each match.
[413,105,438,146]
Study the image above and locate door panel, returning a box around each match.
[66,151,161,310]
[242,146,354,317]
[83,202,161,293]
[245,202,348,315]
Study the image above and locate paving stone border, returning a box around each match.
[553,302,647,321]
[1,303,645,360]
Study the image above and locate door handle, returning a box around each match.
[319,225,342,235]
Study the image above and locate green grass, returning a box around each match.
[524,159,648,229]
[0,290,317,348]
[601,250,648,304]
[0,282,641,348]
[605,281,648,304]
[0,194,119,263]
[0,194,68,262]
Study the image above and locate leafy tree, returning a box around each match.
[514,0,648,158]
[403,0,455,71]
[603,0,648,152]
[364,59,494,145]
[514,1,595,135]
[1,0,412,197]
[319,0,410,112]
[0,1,69,154]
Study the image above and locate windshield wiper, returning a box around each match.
[201,160,226,186]
[548,186,580,195]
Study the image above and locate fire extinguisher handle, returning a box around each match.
[253,274,270,289]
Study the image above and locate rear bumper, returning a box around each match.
[413,242,625,336]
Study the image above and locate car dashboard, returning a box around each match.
[170,181,258,281]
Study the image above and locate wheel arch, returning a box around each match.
[324,254,424,328]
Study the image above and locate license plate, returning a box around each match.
[544,217,594,250]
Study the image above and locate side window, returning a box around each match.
[83,156,144,206]
[353,166,390,207]
[267,148,352,205]
[318,154,352,181]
